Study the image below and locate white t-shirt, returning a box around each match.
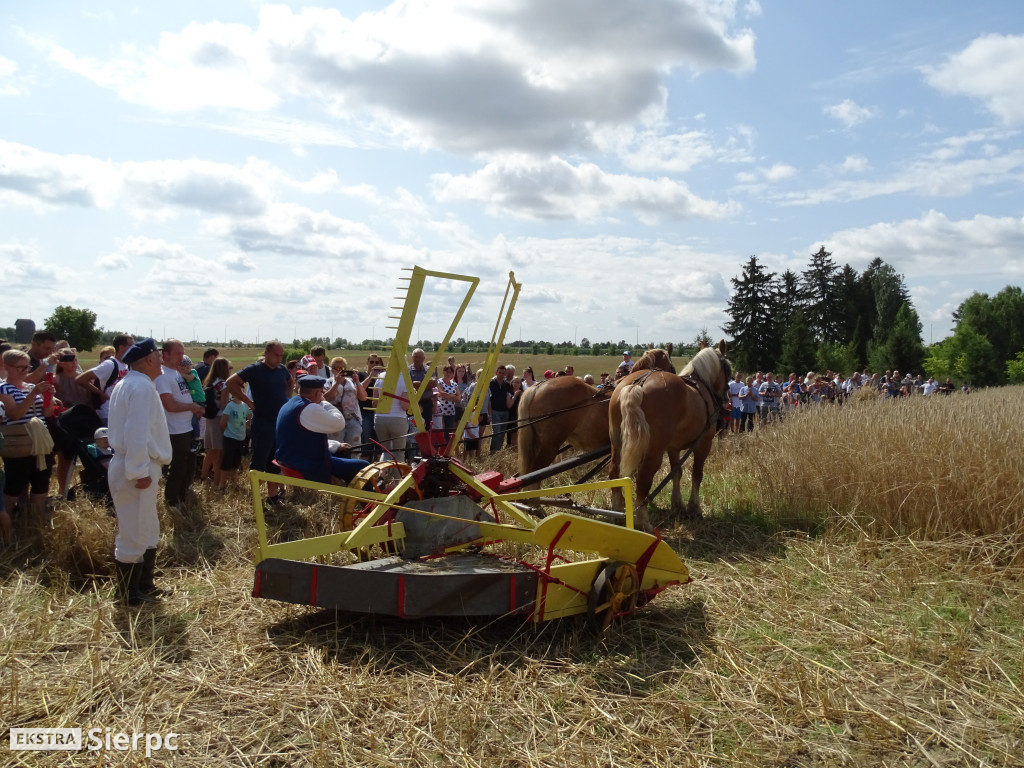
[728,379,744,409]
[89,357,128,420]
[374,373,409,418]
[155,365,195,435]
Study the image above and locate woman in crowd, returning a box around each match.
[522,366,537,389]
[359,354,385,460]
[53,349,89,408]
[372,360,409,463]
[328,357,366,448]
[0,349,56,541]
[433,364,461,446]
[52,348,91,498]
[200,357,232,488]
[453,364,473,424]
[508,375,524,449]
[459,370,485,461]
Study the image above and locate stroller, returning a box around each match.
[53,404,111,503]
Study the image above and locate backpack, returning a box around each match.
[90,360,123,409]
[203,384,221,419]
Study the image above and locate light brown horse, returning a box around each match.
[517,377,609,482]
[516,347,676,483]
[609,341,731,530]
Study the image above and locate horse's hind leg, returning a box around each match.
[667,450,684,515]
[609,447,626,512]
[686,432,715,518]
[630,453,665,532]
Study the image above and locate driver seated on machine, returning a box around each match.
[275,375,369,485]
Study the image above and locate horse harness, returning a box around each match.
[629,367,724,438]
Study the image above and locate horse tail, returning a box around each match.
[517,384,541,476]
[618,383,649,478]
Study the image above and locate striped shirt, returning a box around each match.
[0,382,44,424]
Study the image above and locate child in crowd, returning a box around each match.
[87,427,114,470]
[179,355,206,445]
[219,392,252,489]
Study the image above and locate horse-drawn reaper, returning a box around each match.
[248,268,691,631]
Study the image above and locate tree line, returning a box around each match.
[721,247,1024,387]
[8,262,1023,388]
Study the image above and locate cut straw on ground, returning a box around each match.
[1,387,1022,766]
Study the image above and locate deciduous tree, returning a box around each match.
[43,305,102,351]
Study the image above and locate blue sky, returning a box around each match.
[2,1,1023,350]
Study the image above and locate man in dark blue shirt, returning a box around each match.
[226,340,292,502]
[488,364,514,453]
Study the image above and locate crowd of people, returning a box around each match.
[0,331,972,601]
[0,333,550,601]
[725,367,966,432]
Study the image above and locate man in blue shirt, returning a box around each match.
[276,376,368,484]
[226,340,292,503]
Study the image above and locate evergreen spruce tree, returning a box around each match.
[722,255,779,372]
[801,246,840,343]
[834,263,862,349]
[777,309,817,375]
[774,269,805,326]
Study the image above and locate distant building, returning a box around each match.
[15,319,35,344]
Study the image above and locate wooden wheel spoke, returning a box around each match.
[587,561,640,633]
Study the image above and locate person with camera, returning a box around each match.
[327,357,366,448]
[358,355,385,460]
[757,372,782,425]
[1,348,56,540]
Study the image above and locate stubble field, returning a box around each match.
[1,385,1022,766]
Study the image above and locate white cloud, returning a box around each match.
[823,98,879,128]
[838,155,869,174]
[98,236,188,270]
[923,33,1024,126]
[618,130,719,173]
[48,20,277,112]
[0,139,118,210]
[208,202,383,259]
[733,162,796,188]
[223,252,256,271]
[116,236,190,261]
[781,145,1024,205]
[121,157,272,218]
[821,210,1024,277]
[0,55,23,96]
[611,124,755,173]
[432,154,739,222]
[97,253,131,270]
[760,163,796,181]
[48,1,756,154]
[1,241,61,289]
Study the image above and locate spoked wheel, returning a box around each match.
[341,461,415,530]
[587,560,640,633]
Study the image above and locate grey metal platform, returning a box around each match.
[253,553,539,618]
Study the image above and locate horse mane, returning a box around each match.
[632,347,676,374]
[681,346,722,387]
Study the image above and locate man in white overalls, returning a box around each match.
[107,338,173,606]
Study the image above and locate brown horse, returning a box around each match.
[516,346,677,484]
[517,377,610,482]
[609,341,731,530]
